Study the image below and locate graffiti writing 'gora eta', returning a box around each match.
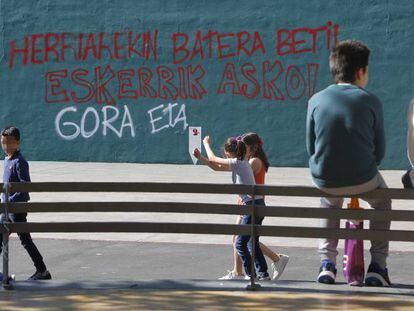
[55,103,187,140]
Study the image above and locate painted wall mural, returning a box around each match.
[0,1,412,168]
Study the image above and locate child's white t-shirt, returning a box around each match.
[228,158,263,203]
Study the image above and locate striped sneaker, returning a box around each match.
[317,260,337,284]
[365,263,391,287]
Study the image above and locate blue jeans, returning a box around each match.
[235,199,268,278]
[1,213,47,272]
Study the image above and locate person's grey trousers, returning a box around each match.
[317,172,391,269]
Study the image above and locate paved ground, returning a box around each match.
[1,239,413,310]
[0,162,413,310]
[3,239,414,285]
[2,288,413,310]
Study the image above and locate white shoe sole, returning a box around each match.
[317,270,336,284]
[272,256,289,280]
[365,272,390,287]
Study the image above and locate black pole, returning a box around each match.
[246,185,260,290]
[2,183,12,289]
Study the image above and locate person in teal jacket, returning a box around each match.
[306,40,392,287]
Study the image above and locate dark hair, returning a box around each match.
[241,132,270,172]
[224,137,246,160]
[329,40,370,83]
[1,126,20,141]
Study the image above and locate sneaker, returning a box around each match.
[28,270,52,281]
[258,274,271,281]
[365,263,391,287]
[317,260,337,284]
[0,272,15,282]
[218,270,245,280]
[271,254,290,280]
[244,274,271,281]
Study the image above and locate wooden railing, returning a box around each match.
[2,182,414,290]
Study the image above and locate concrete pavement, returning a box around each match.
[1,239,413,310]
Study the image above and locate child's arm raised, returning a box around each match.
[193,148,229,171]
[203,136,231,169]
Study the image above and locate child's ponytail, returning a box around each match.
[235,140,246,160]
[224,137,247,160]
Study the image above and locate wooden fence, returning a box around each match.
[1,182,414,290]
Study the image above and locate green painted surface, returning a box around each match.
[0,0,412,168]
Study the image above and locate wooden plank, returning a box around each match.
[257,226,414,242]
[9,222,251,235]
[6,182,253,195]
[256,185,414,200]
[8,222,414,242]
[5,182,414,200]
[9,202,414,222]
[360,188,414,200]
[9,202,249,215]
[255,206,414,221]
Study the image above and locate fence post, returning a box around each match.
[2,182,12,290]
[246,185,261,291]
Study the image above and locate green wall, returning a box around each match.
[0,0,413,168]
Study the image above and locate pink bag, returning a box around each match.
[343,198,365,286]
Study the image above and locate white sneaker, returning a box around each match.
[218,270,245,280]
[271,254,289,280]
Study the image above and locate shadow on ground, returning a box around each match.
[1,280,413,310]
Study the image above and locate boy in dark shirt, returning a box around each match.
[0,126,51,280]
